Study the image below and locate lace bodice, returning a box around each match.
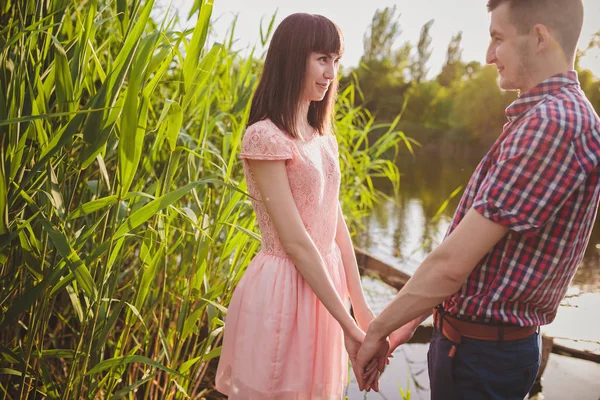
[240,119,341,257]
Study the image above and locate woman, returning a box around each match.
[215,13,382,399]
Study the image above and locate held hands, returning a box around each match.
[350,304,392,391]
[344,327,382,392]
[354,320,420,392]
[355,326,389,392]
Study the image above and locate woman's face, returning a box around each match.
[302,52,340,102]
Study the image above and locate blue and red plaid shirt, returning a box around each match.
[443,71,600,326]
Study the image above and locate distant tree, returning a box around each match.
[393,41,413,80]
[437,31,464,88]
[349,60,414,122]
[410,19,434,83]
[463,61,482,81]
[577,68,600,115]
[362,6,402,63]
[575,29,600,114]
[580,29,600,58]
[343,6,414,122]
[426,84,454,130]
[450,65,516,146]
[402,80,439,125]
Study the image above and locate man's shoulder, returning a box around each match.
[535,86,599,129]
[514,88,599,143]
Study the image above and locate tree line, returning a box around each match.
[341,6,600,156]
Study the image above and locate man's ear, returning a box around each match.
[533,23,553,52]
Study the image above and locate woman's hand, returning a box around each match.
[387,319,422,356]
[344,327,381,392]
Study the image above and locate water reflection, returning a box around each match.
[359,153,600,292]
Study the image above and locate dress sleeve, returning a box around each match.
[240,121,293,161]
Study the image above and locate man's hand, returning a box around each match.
[353,304,395,366]
[355,328,390,391]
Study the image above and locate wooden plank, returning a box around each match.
[552,342,600,363]
[355,247,411,291]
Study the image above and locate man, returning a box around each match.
[356,0,600,399]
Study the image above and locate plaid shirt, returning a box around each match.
[443,71,600,326]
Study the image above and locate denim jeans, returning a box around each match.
[428,326,541,400]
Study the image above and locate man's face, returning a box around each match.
[486,2,535,92]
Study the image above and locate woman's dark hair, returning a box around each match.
[248,13,344,139]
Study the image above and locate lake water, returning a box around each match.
[346,154,600,400]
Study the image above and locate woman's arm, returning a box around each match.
[247,159,362,338]
[335,204,375,331]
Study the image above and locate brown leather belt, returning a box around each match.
[433,309,538,344]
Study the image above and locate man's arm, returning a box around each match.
[369,208,508,337]
[357,208,509,381]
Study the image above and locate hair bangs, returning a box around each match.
[309,15,344,57]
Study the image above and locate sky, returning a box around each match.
[161,0,600,79]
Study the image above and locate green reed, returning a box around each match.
[0,1,406,398]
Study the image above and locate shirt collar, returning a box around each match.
[505,70,579,121]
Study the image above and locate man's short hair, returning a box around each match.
[487,0,584,61]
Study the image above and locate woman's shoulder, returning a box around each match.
[241,119,294,160]
[246,118,288,138]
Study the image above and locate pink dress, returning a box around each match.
[215,119,350,399]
